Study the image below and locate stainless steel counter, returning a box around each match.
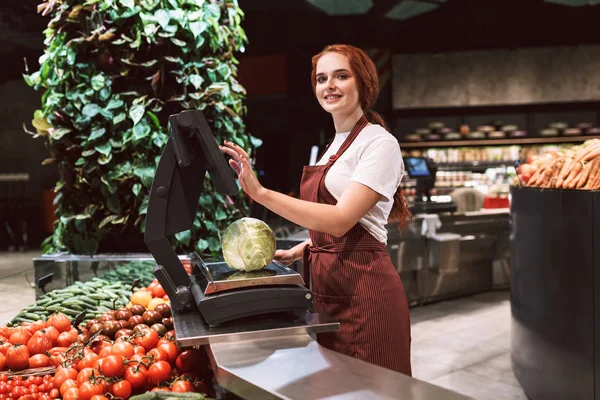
[208,333,474,400]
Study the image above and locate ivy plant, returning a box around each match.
[23,0,259,255]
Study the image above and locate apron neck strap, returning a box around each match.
[327,115,369,164]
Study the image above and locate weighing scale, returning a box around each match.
[144,110,338,341]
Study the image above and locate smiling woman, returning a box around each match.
[220,44,413,375]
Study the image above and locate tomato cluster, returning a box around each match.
[0,374,58,400]
[0,314,77,372]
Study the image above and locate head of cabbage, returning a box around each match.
[221,217,276,271]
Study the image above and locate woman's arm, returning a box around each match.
[274,238,312,265]
[220,141,380,237]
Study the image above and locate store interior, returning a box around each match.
[1,0,600,399]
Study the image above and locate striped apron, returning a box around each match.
[300,115,412,375]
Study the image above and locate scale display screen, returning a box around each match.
[405,157,431,178]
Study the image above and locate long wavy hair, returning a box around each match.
[311,44,412,231]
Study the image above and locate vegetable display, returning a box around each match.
[221,217,276,272]
[1,269,216,400]
[517,138,600,190]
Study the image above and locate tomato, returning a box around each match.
[110,342,134,359]
[62,387,79,400]
[46,313,71,333]
[56,331,77,348]
[157,342,179,364]
[0,352,5,370]
[76,369,101,386]
[98,347,111,358]
[28,321,47,335]
[29,354,50,368]
[42,328,59,347]
[0,341,10,356]
[27,332,52,356]
[175,349,203,373]
[124,365,147,389]
[78,381,104,400]
[150,387,170,392]
[151,285,166,299]
[131,292,152,309]
[77,354,99,371]
[54,367,78,389]
[10,328,31,346]
[59,380,77,397]
[147,361,171,384]
[133,345,145,355]
[171,380,194,393]
[112,380,132,399]
[146,348,168,363]
[0,328,9,339]
[133,329,158,352]
[49,389,59,399]
[89,396,108,400]
[6,344,29,370]
[164,331,176,341]
[101,355,125,378]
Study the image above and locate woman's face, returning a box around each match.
[315,52,360,116]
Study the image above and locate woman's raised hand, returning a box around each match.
[219,140,265,200]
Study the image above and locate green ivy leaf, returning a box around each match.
[196,239,209,253]
[189,21,208,38]
[91,75,106,90]
[134,166,155,188]
[170,38,187,47]
[189,75,203,90]
[175,229,191,246]
[119,0,134,9]
[82,104,102,118]
[146,111,161,128]
[132,183,142,196]
[129,105,145,125]
[155,9,170,29]
[50,127,71,141]
[95,143,112,156]
[113,113,127,125]
[215,209,226,220]
[107,99,124,110]
[89,127,106,141]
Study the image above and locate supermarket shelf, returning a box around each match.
[436,161,517,171]
[399,135,596,149]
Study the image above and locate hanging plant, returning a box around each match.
[23,0,259,255]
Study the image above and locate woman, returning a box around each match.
[219,44,412,375]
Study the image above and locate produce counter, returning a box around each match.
[510,186,600,400]
[0,258,475,400]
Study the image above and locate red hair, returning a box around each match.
[311,44,412,231]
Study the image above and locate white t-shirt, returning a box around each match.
[316,124,404,243]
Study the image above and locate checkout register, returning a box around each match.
[404,156,457,214]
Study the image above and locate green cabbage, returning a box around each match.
[221,217,276,271]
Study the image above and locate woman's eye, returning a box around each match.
[338,74,348,79]
[317,77,327,83]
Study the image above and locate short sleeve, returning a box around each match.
[350,139,403,202]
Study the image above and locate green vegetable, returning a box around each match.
[221,217,276,272]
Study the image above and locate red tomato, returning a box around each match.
[29,354,50,368]
[59,380,77,397]
[46,313,71,333]
[42,327,60,347]
[133,345,145,355]
[54,367,78,389]
[157,342,179,364]
[78,381,104,400]
[98,347,111,358]
[49,389,59,399]
[10,327,31,346]
[27,331,53,355]
[110,342,134,359]
[175,349,203,373]
[0,328,9,339]
[0,352,5,370]
[147,348,168,363]
[124,365,147,389]
[76,368,101,386]
[151,285,166,299]
[147,361,171,384]
[150,387,171,392]
[6,344,29,370]
[112,380,132,399]
[170,380,194,393]
[89,396,108,400]
[77,354,99,371]
[56,331,77,348]
[62,387,79,400]
[101,355,125,378]
[0,341,10,356]
[134,329,159,352]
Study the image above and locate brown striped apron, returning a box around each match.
[300,115,412,375]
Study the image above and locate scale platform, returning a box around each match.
[195,260,305,295]
[189,260,315,328]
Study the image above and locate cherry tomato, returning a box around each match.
[124,365,147,389]
[112,380,132,400]
[101,355,125,378]
[147,361,171,384]
[134,329,158,352]
[76,369,101,386]
[110,342,134,359]
[62,387,79,400]
[78,381,104,400]
[49,389,59,399]
[146,348,168,363]
[157,342,179,364]
[59,380,77,397]
[54,368,78,389]
[170,380,194,393]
